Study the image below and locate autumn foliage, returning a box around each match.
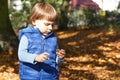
[1,26,120,80]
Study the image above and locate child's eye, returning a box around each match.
[51,24,54,26]
[44,23,49,26]
[44,23,54,26]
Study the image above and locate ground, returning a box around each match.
[0,26,120,80]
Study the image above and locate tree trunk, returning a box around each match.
[0,0,18,53]
[58,0,69,30]
[58,10,68,30]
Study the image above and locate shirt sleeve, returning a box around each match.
[18,35,37,64]
[55,45,64,64]
[56,56,64,64]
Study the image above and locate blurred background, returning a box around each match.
[8,0,120,30]
[1,0,120,80]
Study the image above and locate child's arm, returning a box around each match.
[18,35,38,64]
[56,56,64,64]
[18,35,49,64]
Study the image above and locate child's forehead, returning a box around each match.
[34,19,54,25]
[40,19,54,23]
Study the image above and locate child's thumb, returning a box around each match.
[44,52,49,55]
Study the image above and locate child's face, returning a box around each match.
[33,19,54,36]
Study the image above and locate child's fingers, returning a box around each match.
[58,54,65,59]
[57,49,66,55]
[56,49,66,59]
[43,52,49,60]
[43,52,49,55]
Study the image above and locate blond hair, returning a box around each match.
[29,2,57,24]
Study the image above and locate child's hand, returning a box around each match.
[56,49,66,59]
[35,52,49,62]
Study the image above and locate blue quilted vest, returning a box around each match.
[18,26,59,80]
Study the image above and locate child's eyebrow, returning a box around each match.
[44,22,54,25]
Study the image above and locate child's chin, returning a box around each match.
[43,34,48,36]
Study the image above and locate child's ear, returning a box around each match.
[32,19,36,26]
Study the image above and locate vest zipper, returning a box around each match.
[41,38,46,52]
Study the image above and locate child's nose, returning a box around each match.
[48,25,52,30]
